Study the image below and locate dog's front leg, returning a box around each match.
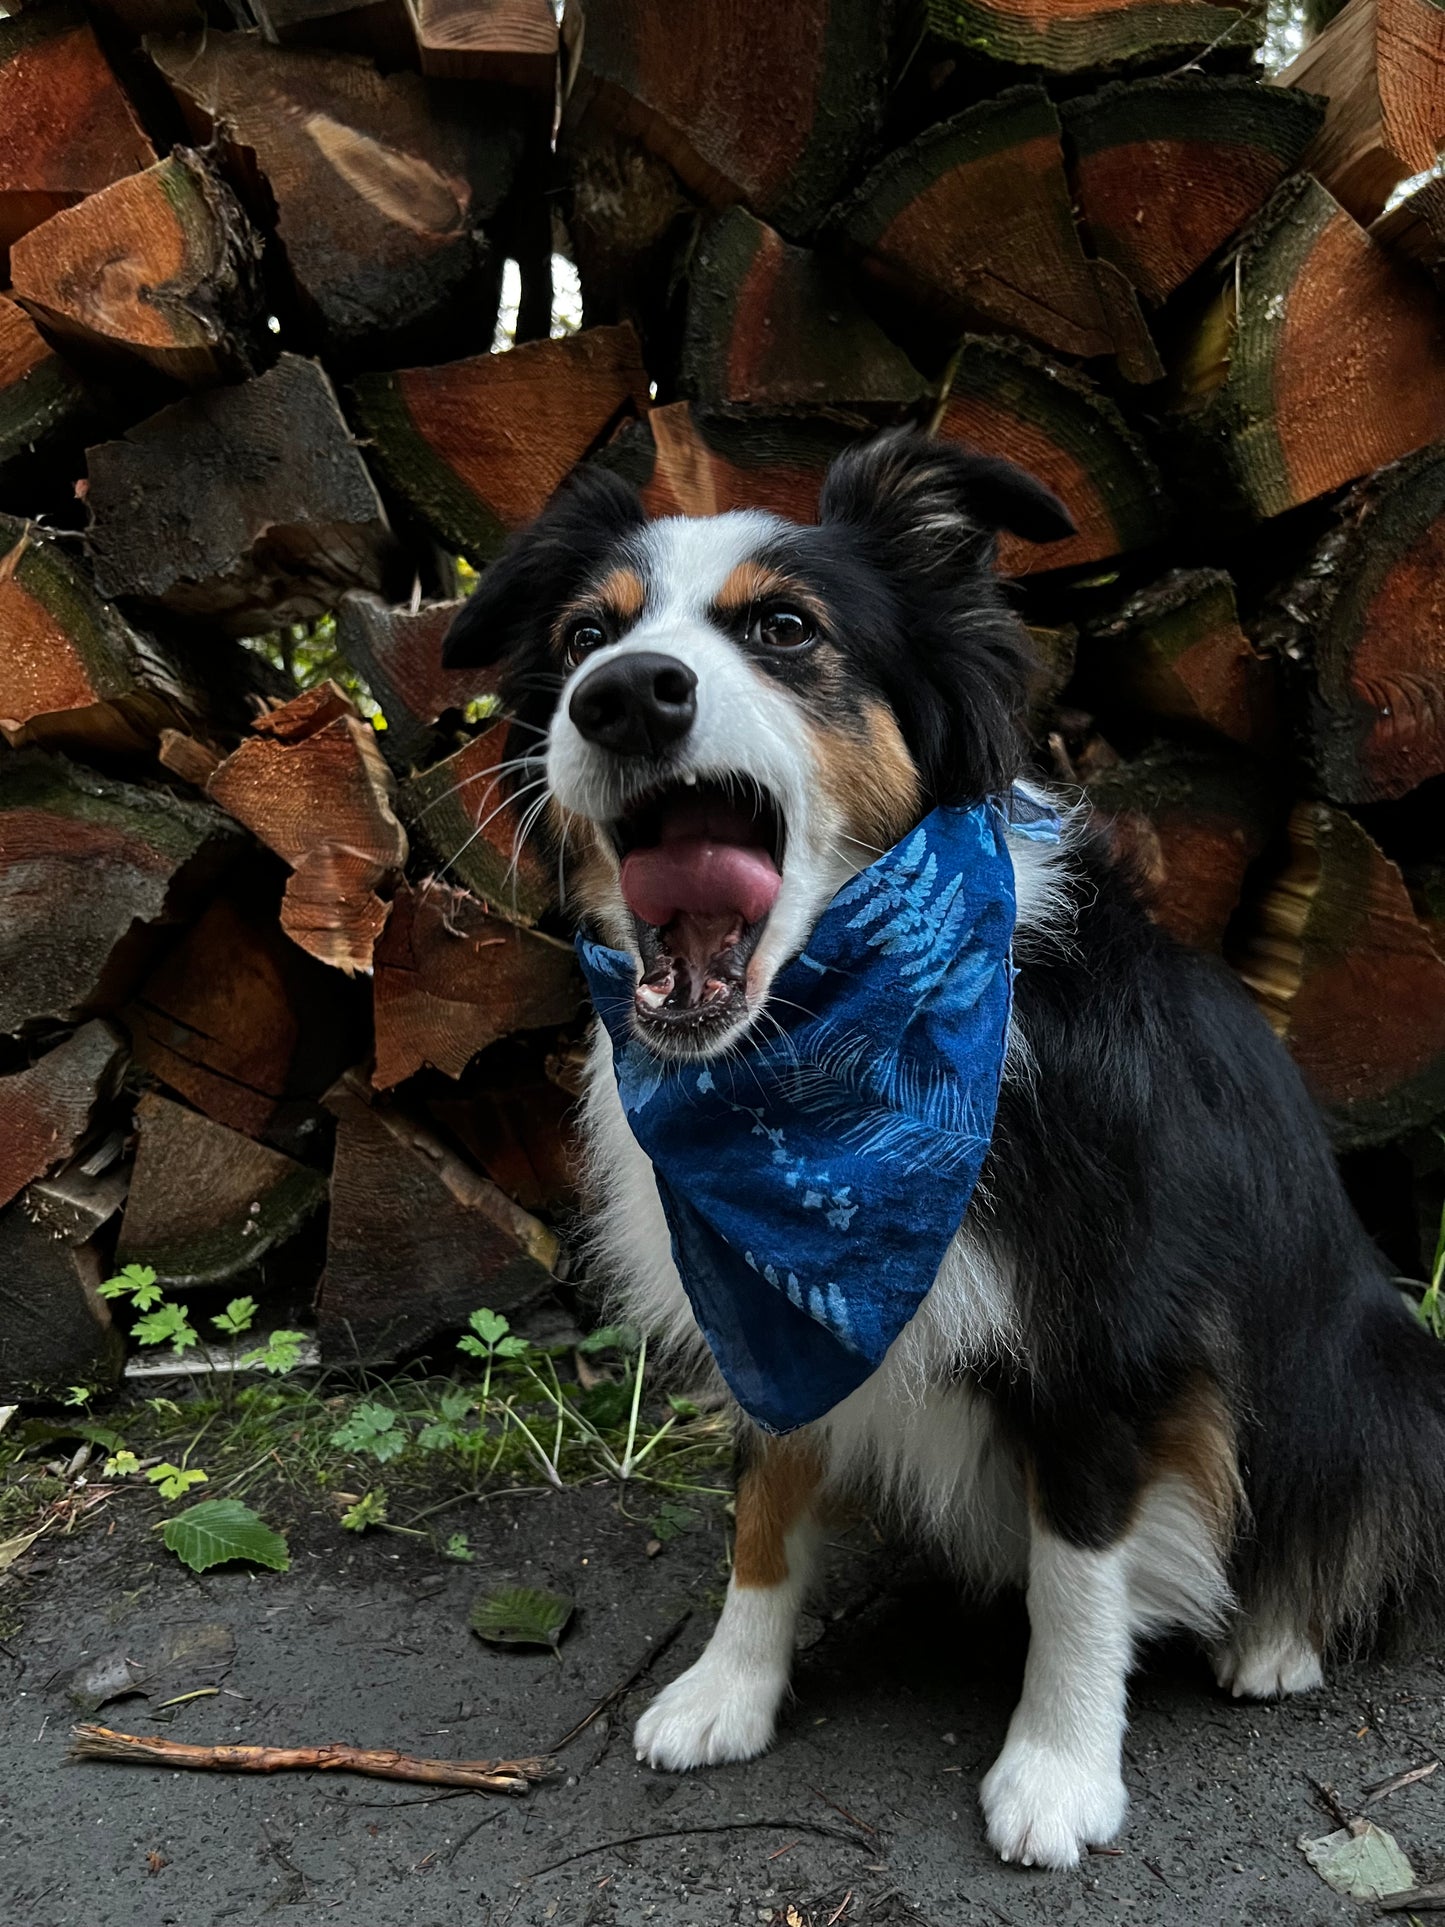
[635,1431,823,1771]
[979,1508,1132,1869]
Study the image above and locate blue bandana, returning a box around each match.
[577,789,1059,1435]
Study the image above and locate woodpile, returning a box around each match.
[3,0,1444,1396]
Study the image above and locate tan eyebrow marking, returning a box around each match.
[552,566,647,651]
[715,560,792,612]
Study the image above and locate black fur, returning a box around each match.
[445,429,1445,1654]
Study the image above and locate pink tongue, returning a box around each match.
[621,837,781,929]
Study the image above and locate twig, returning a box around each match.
[1362,1759,1440,1807]
[1308,1775,1353,1830]
[527,1818,868,1877]
[70,1725,552,1794]
[808,1785,879,1839]
[546,1611,692,1754]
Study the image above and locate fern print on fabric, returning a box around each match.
[579,789,1060,1434]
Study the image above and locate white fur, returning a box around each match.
[634,1517,825,1769]
[547,512,859,1024]
[1213,1618,1323,1699]
[580,765,1231,1863]
[980,1525,1132,1867]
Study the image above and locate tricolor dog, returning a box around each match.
[443,431,1445,1869]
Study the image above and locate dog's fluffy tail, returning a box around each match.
[1240,1271,1445,1656]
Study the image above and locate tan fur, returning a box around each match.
[806,701,923,855]
[548,799,618,927]
[1146,1376,1244,1549]
[733,1435,824,1588]
[553,568,647,652]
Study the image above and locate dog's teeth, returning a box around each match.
[682,771,697,786]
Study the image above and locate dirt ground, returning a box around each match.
[1,1481,1441,1927]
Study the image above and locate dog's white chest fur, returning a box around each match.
[580,1021,1031,1588]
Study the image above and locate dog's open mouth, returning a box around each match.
[612,778,784,1039]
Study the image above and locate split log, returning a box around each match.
[1369,175,1445,278]
[10,151,264,386]
[86,353,400,631]
[1082,569,1276,749]
[0,517,201,761]
[335,593,483,773]
[317,1069,557,1361]
[830,88,1116,361]
[0,1021,124,1211]
[1087,741,1280,951]
[679,208,926,410]
[397,721,553,926]
[207,684,407,974]
[372,880,583,1088]
[0,750,237,1037]
[1172,175,1445,520]
[148,32,523,365]
[0,2,155,257]
[597,400,860,522]
[350,324,650,564]
[114,1091,327,1288]
[0,296,91,490]
[431,1071,579,1216]
[405,0,557,85]
[1232,801,1445,1146]
[125,882,368,1140]
[1255,447,1445,804]
[919,0,1259,73]
[1062,79,1325,307]
[0,1208,123,1399]
[1275,0,1445,226]
[935,338,1169,575]
[560,0,888,235]
[247,0,413,61]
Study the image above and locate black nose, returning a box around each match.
[568,650,698,758]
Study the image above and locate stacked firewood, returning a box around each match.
[3,0,1444,1398]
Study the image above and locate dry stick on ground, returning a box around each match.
[69,1725,552,1794]
[546,1610,692,1755]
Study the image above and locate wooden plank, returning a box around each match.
[0,1207,123,1399]
[597,400,861,521]
[405,0,557,84]
[0,295,91,489]
[335,592,488,774]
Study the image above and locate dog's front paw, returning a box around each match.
[634,1656,786,1771]
[980,1740,1128,1869]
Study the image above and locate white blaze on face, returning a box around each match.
[546,512,865,1042]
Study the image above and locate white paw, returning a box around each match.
[634,1657,786,1771]
[980,1741,1128,1869]
[1213,1629,1323,1700]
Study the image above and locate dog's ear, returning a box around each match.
[443,465,648,669]
[819,430,1075,563]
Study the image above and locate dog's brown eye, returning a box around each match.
[565,619,607,666]
[752,605,815,651]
